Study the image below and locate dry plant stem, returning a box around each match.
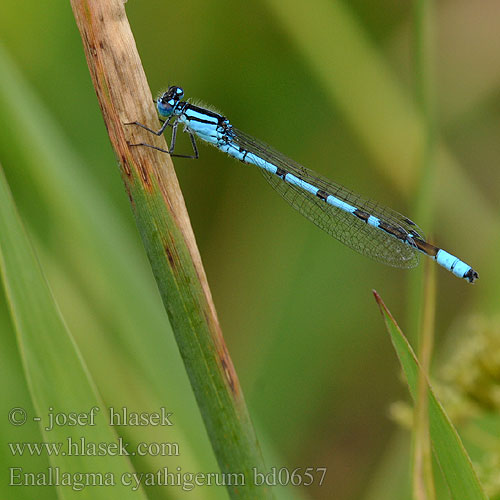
[70,1,271,497]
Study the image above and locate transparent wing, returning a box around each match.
[231,128,423,269]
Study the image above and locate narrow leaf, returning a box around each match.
[374,291,487,500]
[0,165,147,500]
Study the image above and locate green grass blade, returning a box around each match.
[373,291,488,500]
[0,165,147,499]
[0,290,57,500]
[0,44,224,497]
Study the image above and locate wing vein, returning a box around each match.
[231,128,422,269]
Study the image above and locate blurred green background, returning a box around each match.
[1,0,499,499]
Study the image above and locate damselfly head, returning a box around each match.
[157,86,184,117]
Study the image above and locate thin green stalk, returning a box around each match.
[408,0,437,339]
[410,2,437,497]
[413,260,436,500]
[414,0,437,222]
[70,1,272,498]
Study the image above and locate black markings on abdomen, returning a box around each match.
[378,220,408,241]
[316,190,328,201]
[276,167,287,178]
[353,209,370,222]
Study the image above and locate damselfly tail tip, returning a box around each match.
[465,268,479,284]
